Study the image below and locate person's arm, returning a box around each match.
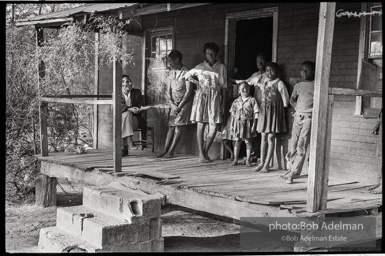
[277,80,290,107]
[251,99,259,132]
[175,79,194,114]
[184,68,199,85]
[220,65,228,114]
[290,85,298,109]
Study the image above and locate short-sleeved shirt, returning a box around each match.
[290,81,314,115]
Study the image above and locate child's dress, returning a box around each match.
[257,78,289,133]
[230,96,259,139]
[168,66,193,126]
[184,60,227,125]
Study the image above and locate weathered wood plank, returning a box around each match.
[307,2,336,213]
[35,174,57,207]
[329,87,382,97]
[41,97,113,105]
[94,32,100,149]
[112,57,122,173]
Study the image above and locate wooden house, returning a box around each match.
[16,2,382,229]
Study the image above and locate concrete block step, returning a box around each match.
[82,184,162,221]
[56,205,150,248]
[38,226,101,253]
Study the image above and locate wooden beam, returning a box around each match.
[329,87,382,97]
[133,3,208,16]
[307,2,336,213]
[355,2,369,116]
[35,174,57,207]
[94,32,100,150]
[36,27,49,157]
[320,95,334,209]
[43,95,111,98]
[112,56,122,173]
[16,17,73,27]
[41,97,113,105]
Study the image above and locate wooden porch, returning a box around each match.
[36,149,382,219]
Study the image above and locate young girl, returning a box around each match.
[230,82,259,167]
[253,62,289,173]
[185,42,227,163]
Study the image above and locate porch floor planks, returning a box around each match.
[36,149,382,212]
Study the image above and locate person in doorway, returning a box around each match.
[229,82,259,167]
[367,106,382,194]
[185,42,228,163]
[280,61,315,184]
[121,74,147,156]
[156,50,194,158]
[252,62,289,173]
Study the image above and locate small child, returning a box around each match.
[283,61,315,184]
[253,62,289,173]
[229,82,259,167]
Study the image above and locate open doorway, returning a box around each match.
[233,17,273,83]
[224,8,278,161]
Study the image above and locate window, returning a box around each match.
[150,28,174,66]
[355,2,382,118]
[368,3,382,58]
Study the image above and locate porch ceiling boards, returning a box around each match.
[36,149,382,219]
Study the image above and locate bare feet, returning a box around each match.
[259,166,269,173]
[164,152,175,158]
[155,152,167,158]
[279,169,291,179]
[245,160,252,167]
[199,154,210,163]
[370,184,382,194]
[285,172,299,184]
[253,164,264,172]
[128,144,138,151]
[204,152,213,162]
[230,154,234,161]
[231,160,238,166]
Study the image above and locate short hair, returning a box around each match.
[203,42,220,55]
[301,61,315,71]
[239,82,250,90]
[168,50,183,62]
[257,52,267,60]
[265,61,279,71]
[122,74,131,80]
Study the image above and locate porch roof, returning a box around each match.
[15,3,209,27]
[15,3,139,27]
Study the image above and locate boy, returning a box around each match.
[283,61,315,184]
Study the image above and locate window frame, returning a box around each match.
[149,27,175,67]
[354,2,382,118]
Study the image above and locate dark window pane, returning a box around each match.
[370,6,382,31]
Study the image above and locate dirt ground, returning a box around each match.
[5,179,382,253]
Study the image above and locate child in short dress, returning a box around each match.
[230,82,259,167]
[253,62,289,173]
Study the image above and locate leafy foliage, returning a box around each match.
[6,3,135,204]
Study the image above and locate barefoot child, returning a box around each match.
[230,82,259,167]
[282,61,315,184]
[185,42,227,163]
[156,50,194,158]
[253,62,289,173]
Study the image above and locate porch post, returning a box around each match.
[306,2,336,212]
[113,56,122,172]
[36,26,48,157]
[93,32,99,149]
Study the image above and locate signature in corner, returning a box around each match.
[336,9,383,18]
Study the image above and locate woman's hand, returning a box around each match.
[128,107,140,114]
